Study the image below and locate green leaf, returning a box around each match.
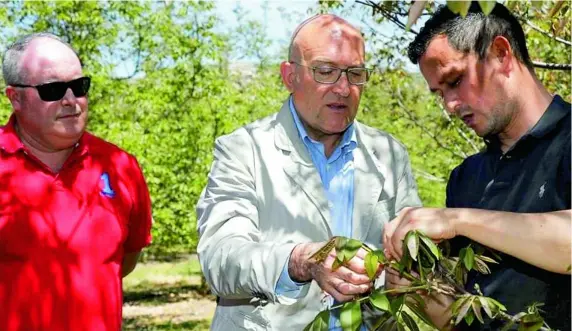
[518,320,543,331]
[303,310,329,331]
[478,296,494,319]
[447,0,471,16]
[374,250,386,264]
[487,297,507,312]
[405,231,419,261]
[390,295,405,316]
[464,246,475,271]
[405,299,438,329]
[454,296,474,325]
[340,301,362,331]
[567,264,571,272]
[336,237,362,263]
[471,299,485,324]
[332,258,344,271]
[464,310,475,326]
[477,255,499,264]
[365,251,379,280]
[474,257,491,274]
[400,311,419,331]
[478,1,496,15]
[419,234,441,260]
[370,290,391,311]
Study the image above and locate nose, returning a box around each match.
[60,88,77,106]
[443,91,460,115]
[332,72,351,97]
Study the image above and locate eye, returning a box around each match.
[316,67,335,75]
[447,75,463,88]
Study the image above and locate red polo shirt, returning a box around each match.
[0,116,153,331]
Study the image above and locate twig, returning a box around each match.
[524,20,572,47]
[532,61,572,71]
[354,1,570,71]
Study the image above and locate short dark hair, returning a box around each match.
[407,1,533,70]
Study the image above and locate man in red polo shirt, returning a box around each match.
[0,33,153,330]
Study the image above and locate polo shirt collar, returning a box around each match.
[484,95,570,152]
[0,114,89,156]
[0,114,25,154]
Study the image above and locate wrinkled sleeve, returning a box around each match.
[394,148,422,213]
[196,130,298,303]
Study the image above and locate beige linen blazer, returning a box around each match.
[196,100,422,330]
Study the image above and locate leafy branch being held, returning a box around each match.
[305,232,556,331]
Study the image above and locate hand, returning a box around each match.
[384,267,415,293]
[289,242,377,302]
[383,207,458,260]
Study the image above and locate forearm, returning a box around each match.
[198,225,297,301]
[454,209,571,274]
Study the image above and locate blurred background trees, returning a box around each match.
[0,0,569,259]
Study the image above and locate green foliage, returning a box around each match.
[306,232,554,331]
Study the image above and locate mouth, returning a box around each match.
[326,103,348,112]
[58,113,81,120]
[460,113,474,126]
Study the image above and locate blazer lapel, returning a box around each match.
[352,122,385,241]
[275,101,332,235]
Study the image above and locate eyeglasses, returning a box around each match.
[290,62,371,85]
[12,77,91,102]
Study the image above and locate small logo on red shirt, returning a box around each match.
[100,172,116,198]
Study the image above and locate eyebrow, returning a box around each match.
[429,66,460,93]
[311,60,365,68]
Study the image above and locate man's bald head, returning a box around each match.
[288,14,364,63]
[2,32,80,86]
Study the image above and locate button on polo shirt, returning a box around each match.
[446,95,571,330]
[0,115,153,331]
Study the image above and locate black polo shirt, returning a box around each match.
[446,95,571,330]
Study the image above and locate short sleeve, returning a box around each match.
[123,156,153,253]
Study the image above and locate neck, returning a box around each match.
[16,124,75,172]
[497,72,553,152]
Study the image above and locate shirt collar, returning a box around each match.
[288,95,358,149]
[484,95,570,151]
[0,114,89,156]
[0,114,25,154]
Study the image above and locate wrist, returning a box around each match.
[448,208,465,238]
[288,243,312,283]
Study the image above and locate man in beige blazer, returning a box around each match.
[196,14,421,330]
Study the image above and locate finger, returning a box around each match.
[320,283,354,302]
[335,266,372,285]
[344,255,367,274]
[330,277,372,297]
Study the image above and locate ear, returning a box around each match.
[488,36,513,75]
[5,86,22,112]
[280,61,296,93]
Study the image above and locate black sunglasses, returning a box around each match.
[12,76,91,102]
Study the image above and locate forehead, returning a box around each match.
[296,18,365,65]
[19,38,82,84]
[419,35,467,83]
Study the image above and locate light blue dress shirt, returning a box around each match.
[275,97,360,330]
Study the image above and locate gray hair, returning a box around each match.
[2,32,80,85]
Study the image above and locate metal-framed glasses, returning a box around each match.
[290,62,371,85]
[11,76,91,102]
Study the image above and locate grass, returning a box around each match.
[123,257,214,331]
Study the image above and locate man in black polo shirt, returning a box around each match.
[383,2,571,330]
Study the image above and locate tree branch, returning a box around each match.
[524,19,572,47]
[532,61,572,71]
[394,88,468,160]
[355,1,571,71]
